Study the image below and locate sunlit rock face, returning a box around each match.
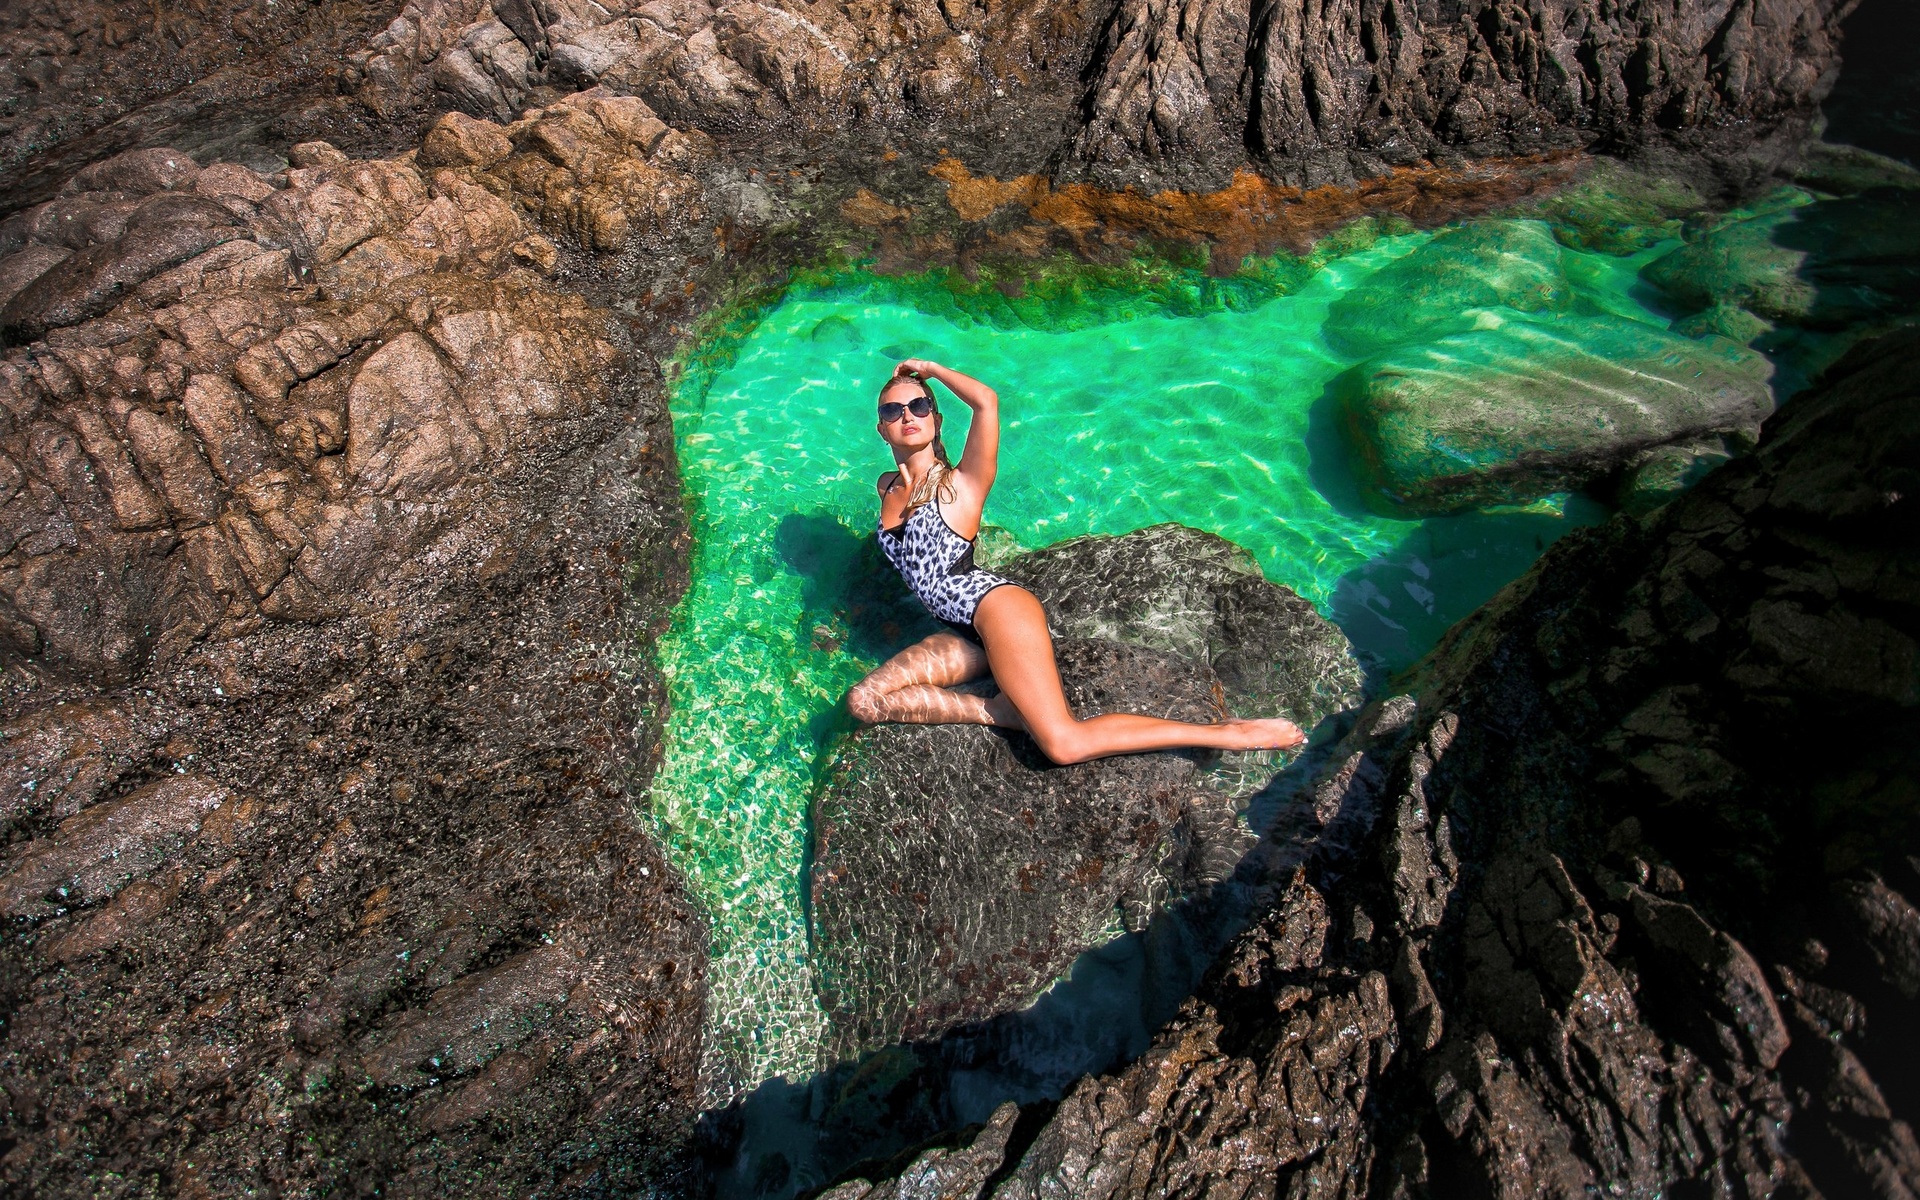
[831,327,1920,1200]
[809,525,1364,1061]
[1,0,1851,207]
[0,103,714,1193]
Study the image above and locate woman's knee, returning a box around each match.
[1027,720,1091,765]
[847,682,886,724]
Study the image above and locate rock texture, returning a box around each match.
[1075,0,1854,188]
[2,0,1858,209]
[809,525,1364,1060]
[0,102,717,1193]
[821,325,1920,1198]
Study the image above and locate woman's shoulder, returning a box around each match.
[875,470,900,494]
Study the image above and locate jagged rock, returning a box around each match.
[1073,0,1845,188]
[809,525,1364,1058]
[0,111,708,1194]
[1335,314,1774,514]
[1,194,250,341]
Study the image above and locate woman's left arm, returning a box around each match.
[899,359,998,491]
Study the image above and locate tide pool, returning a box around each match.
[651,222,1693,1091]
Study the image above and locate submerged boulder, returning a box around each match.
[1322,220,1574,355]
[808,525,1364,1058]
[1642,188,1920,329]
[1335,313,1773,514]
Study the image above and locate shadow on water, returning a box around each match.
[772,510,941,751]
[1303,375,1607,682]
[697,731,1355,1200]
[1326,503,1607,679]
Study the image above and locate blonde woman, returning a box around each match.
[847,359,1308,764]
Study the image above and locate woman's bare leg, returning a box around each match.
[847,631,1023,727]
[973,586,1305,765]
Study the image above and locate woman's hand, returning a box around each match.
[895,358,939,380]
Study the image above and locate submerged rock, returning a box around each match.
[1008,523,1363,723]
[1643,188,1920,329]
[1335,313,1773,514]
[808,525,1364,1058]
[810,638,1222,1058]
[1322,220,1574,355]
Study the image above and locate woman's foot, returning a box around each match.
[1219,717,1307,752]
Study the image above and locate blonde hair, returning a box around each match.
[881,378,957,516]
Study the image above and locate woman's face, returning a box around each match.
[876,379,939,451]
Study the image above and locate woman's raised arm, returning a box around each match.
[897,359,998,492]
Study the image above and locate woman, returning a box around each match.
[846,358,1308,764]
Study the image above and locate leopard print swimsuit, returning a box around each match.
[878,487,1013,645]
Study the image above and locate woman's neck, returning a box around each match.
[891,447,943,492]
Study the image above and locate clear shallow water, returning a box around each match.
[652,224,1683,1091]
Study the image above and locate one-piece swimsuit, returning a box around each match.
[878,485,1014,645]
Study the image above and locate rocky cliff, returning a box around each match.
[824,325,1920,1199]
[3,0,1855,208]
[0,0,1890,1194]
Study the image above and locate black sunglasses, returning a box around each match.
[878,395,935,423]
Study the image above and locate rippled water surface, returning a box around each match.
[651,222,1696,1089]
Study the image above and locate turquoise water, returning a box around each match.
[651,223,1686,1090]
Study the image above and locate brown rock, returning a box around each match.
[43,874,180,960]
[344,331,484,497]
[0,699,148,825]
[0,244,70,310]
[65,147,201,197]
[359,943,583,1085]
[124,409,224,525]
[0,775,229,917]
[181,374,286,489]
[418,112,516,169]
[191,162,277,204]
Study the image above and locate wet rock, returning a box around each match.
[0,697,152,827]
[1002,523,1364,724]
[1613,438,1736,515]
[358,943,583,1086]
[810,526,1363,1057]
[0,115,708,1193]
[1336,314,1773,514]
[1644,188,1920,329]
[811,638,1223,1057]
[0,774,229,916]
